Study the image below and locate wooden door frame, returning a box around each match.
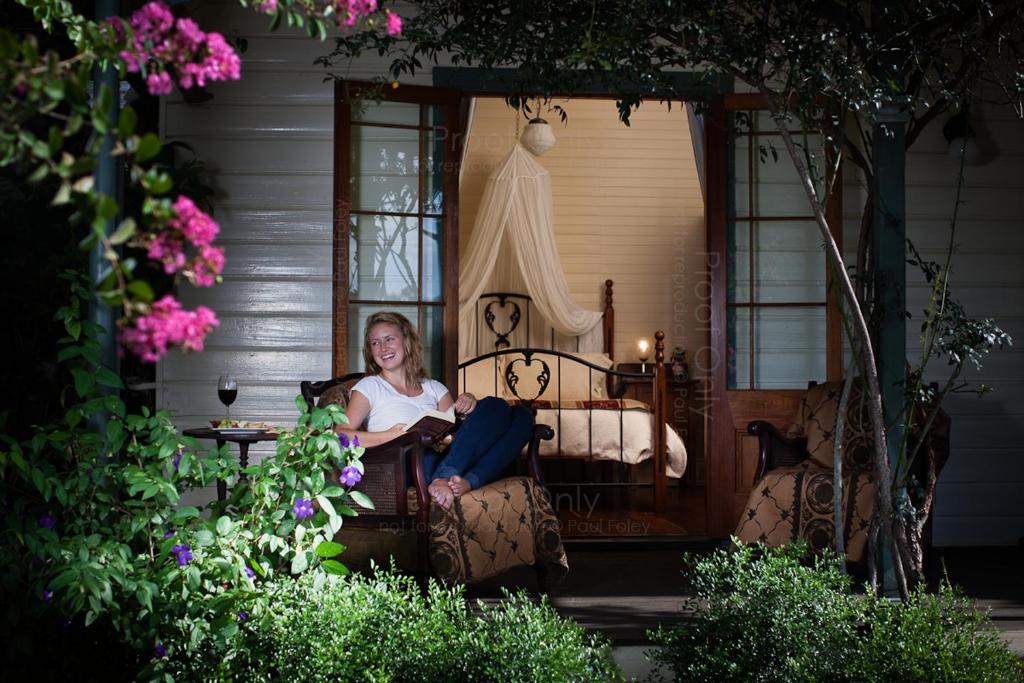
[704,93,844,536]
[333,81,466,390]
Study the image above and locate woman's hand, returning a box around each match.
[453,392,477,416]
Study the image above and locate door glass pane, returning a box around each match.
[728,306,825,389]
[727,307,750,389]
[351,125,420,212]
[424,130,445,214]
[349,214,420,301]
[421,304,444,380]
[727,219,750,304]
[352,101,419,126]
[732,132,825,217]
[751,221,824,303]
[422,218,443,302]
[753,308,826,388]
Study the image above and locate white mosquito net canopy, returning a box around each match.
[458,143,604,358]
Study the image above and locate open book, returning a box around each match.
[402,406,457,441]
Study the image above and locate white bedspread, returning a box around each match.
[530,402,687,478]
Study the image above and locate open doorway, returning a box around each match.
[457,97,709,538]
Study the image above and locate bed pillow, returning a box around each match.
[457,356,507,399]
[501,352,613,401]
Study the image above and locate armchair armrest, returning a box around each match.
[748,421,809,485]
[349,430,426,517]
[525,424,555,488]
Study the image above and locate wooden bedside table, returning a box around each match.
[615,363,705,487]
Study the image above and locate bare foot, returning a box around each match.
[428,478,454,510]
[449,475,473,496]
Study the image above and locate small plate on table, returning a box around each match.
[211,427,270,437]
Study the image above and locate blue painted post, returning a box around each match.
[91,0,120,426]
[872,104,908,597]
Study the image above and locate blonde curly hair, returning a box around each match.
[362,311,427,389]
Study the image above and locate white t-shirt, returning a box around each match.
[351,375,450,432]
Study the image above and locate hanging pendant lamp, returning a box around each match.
[520,117,557,156]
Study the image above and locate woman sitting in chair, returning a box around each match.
[337,311,535,510]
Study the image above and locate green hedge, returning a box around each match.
[165,569,621,682]
[649,542,1024,683]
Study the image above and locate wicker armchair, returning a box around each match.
[735,379,949,566]
[299,374,562,585]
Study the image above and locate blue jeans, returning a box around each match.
[422,396,534,490]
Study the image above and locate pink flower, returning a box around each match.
[175,17,205,53]
[385,10,402,36]
[147,233,186,274]
[146,70,174,96]
[170,195,219,246]
[122,296,219,362]
[189,244,225,287]
[120,1,242,97]
[254,0,278,13]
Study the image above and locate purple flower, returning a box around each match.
[339,466,362,488]
[173,449,183,470]
[238,611,248,621]
[292,498,314,520]
[155,643,168,659]
[244,567,255,579]
[352,435,360,447]
[172,543,193,566]
[43,589,53,602]
[163,530,175,539]
[338,433,350,448]
[38,514,56,529]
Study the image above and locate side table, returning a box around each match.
[182,427,278,501]
[614,363,705,487]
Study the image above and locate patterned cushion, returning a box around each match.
[734,462,875,561]
[800,380,874,473]
[423,477,569,584]
[317,383,351,410]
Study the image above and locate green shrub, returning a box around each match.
[166,568,621,682]
[649,542,1024,683]
[649,542,860,682]
[853,583,1024,683]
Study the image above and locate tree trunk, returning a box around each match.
[764,95,908,599]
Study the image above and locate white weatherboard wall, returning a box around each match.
[843,97,1024,545]
[158,1,432,461]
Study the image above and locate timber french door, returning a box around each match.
[705,95,843,536]
[333,82,465,389]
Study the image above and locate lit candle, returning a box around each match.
[637,339,650,359]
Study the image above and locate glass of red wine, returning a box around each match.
[218,375,238,422]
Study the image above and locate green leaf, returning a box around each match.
[322,559,349,576]
[51,183,71,205]
[70,368,95,396]
[135,133,161,163]
[172,506,200,523]
[97,194,118,221]
[108,218,136,245]
[294,524,306,544]
[48,126,63,155]
[315,494,336,518]
[118,107,137,138]
[124,282,153,306]
[195,529,215,547]
[315,540,345,558]
[216,515,232,536]
[95,366,123,389]
[143,171,173,195]
[349,490,375,510]
[290,550,308,574]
